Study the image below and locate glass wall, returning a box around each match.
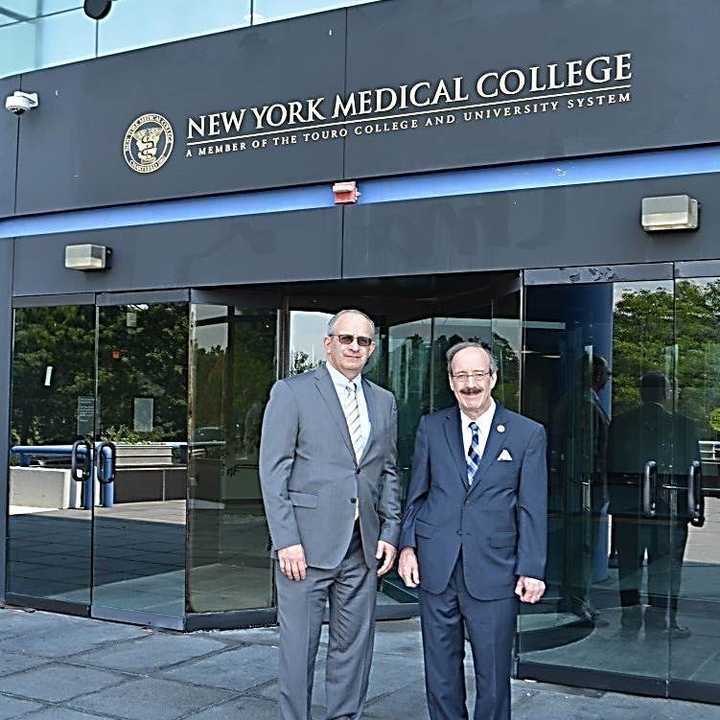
[0,0,386,79]
[519,271,720,701]
[521,280,676,685]
[0,7,95,77]
[285,274,522,605]
[187,301,277,612]
[254,0,380,24]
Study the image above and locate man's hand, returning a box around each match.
[376,541,397,576]
[278,544,307,581]
[515,576,545,604]
[398,547,420,588]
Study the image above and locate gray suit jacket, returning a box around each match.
[259,366,402,570]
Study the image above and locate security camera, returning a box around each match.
[5,91,39,116]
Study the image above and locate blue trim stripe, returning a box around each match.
[1,146,719,239]
[357,146,720,204]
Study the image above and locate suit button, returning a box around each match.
[355,468,361,475]
[350,498,357,504]
[457,530,462,536]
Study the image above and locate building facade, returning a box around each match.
[1,0,719,705]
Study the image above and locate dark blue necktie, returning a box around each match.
[467,421,481,485]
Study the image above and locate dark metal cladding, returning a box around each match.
[0,76,19,219]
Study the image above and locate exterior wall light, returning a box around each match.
[65,244,112,271]
[641,194,698,232]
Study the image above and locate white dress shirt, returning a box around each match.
[326,362,371,453]
[461,399,496,462]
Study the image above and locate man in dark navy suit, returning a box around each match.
[398,341,548,720]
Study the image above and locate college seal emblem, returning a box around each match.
[123,113,174,174]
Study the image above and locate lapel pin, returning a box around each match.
[497,424,506,433]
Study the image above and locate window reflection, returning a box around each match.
[287,277,521,605]
[188,304,277,613]
[253,0,382,24]
[0,10,95,77]
[1,1,82,16]
[97,0,250,56]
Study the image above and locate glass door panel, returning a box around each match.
[521,279,675,688]
[92,302,189,625]
[672,277,720,693]
[7,304,96,608]
[187,302,277,612]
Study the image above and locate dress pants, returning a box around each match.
[276,524,376,720]
[419,555,517,720]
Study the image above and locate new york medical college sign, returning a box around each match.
[123,51,632,174]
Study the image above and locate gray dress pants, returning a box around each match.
[276,528,377,720]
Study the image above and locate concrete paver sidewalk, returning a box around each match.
[0,607,717,719]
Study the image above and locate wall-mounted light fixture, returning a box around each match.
[641,194,698,232]
[65,244,112,271]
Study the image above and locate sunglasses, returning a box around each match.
[330,333,374,348]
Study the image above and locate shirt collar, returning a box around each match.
[326,361,361,390]
[461,398,496,430]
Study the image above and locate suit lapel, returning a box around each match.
[467,404,509,496]
[444,408,470,491]
[358,378,376,465]
[314,367,356,464]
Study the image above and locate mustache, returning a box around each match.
[460,387,482,395]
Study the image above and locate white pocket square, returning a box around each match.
[497,449,513,461]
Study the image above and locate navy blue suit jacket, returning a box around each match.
[399,404,548,601]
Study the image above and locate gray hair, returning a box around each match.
[327,309,376,337]
[446,341,497,375]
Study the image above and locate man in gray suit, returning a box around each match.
[260,309,401,720]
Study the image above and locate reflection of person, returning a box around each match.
[549,354,610,625]
[398,342,548,720]
[259,309,401,720]
[242,400,263,460]
[607,371,699,637]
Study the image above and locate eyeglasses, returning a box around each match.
[330,333,374,348]
[451,370,493,383]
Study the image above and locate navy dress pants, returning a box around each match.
[419,557,518,720]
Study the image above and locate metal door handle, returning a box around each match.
[643,460,657,518]
[71,440,91,482]
[96,441,117,484]
[688,459,705,528]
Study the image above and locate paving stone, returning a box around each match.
[160,644,278,691]
[371,617,424,657]
[0,651,49,678]
[0,663,128,703]
[21,709,115,720]
[365,679,430,719]
[0,694,43,719]
[257,646,424,707]
[0,609,86,639]
[184,697,279,719]
[0,621,148,659]
[72,677,238,720]
[72,633,226,673]
[204,627,279,647]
